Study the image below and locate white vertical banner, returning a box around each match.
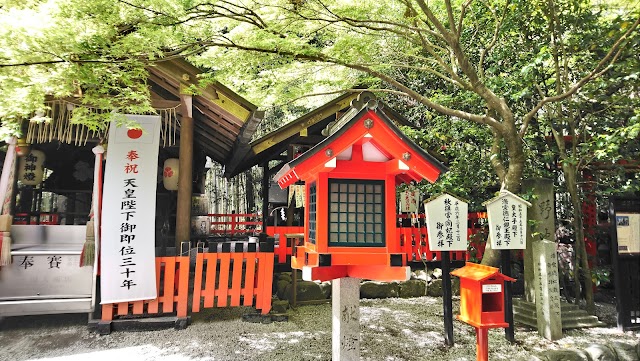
[0,137,16,214]
[484,191,531,250]
[399,190,420,213]
[100,115,160,304]
[424,193,468,251]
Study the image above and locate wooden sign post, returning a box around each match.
[425,193,468,346]
[483,191,530,343]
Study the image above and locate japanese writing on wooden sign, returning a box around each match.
[424,193,468,251]
[101,115,160,304]
[484,191,530,250]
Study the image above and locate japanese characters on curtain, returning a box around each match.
[100,115,160,304]
[288,184,306,208]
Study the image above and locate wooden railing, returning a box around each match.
[208,213,262,236]
[101,247,275,321]
[265,213,488,264]
[101,256,190,321]
[265,226,304,264]
[99,213,488,323]
[192,250,274,315]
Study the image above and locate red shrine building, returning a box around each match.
[275,92,448,282]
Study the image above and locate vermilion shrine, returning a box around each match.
[275,92,447,282]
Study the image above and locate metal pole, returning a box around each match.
[442,250,454,346]
[261,163,269,233]
[501,249,515,342]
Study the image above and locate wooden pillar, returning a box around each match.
[286,146,295,226]
[175,94,193,250]
[261,163,269,233]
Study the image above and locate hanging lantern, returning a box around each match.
[163,158,179,190]
[15,138,30,157]
[18,149,46,185]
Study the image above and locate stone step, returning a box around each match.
[513,313,538,328]
[512,298,606,330]
[561,316,606,329]
[512,305,585,318]
[514,313,605,329]
[512,298,580,312]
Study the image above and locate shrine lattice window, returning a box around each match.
[328,179,385,247]
[308,183,317,245]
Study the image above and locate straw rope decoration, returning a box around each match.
[25,100,179,147]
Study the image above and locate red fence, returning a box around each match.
[101,256,190,321]
[101,249,275,322]
[192,251,274,315]
[209,213,262,236]
[100,213,487,322]
[265,226,304,264]
[265,213,488,264]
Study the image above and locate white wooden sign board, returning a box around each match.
[485,191,530,250]
[424,194,468,251]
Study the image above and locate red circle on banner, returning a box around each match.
[127,129,143,139]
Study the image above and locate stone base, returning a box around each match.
[513,298,605,329]
[242,313,289,323]
[88,316,191,334]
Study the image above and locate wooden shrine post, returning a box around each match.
[175,94,194,249]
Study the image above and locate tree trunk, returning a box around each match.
[563,164,595,314]
[481,122,525,267]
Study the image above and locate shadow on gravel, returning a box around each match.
[0,313,88,331]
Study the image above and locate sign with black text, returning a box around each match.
[101,115,160,304]
[424,193,468,251]
[484,191,531,250]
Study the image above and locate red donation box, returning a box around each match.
[452,263,515,361]
[451,262,515,328]
[275,92,447,282]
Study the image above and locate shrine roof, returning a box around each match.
[147,58,263,165]
[274,92,448,188]
[222,91,425,178]
[450,262,516,282]
[25,58,263,168]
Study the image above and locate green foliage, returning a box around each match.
[591,265,611,287]
[400,121,497,209]
[0,0,638,213]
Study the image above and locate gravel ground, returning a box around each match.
[0,295,638,361]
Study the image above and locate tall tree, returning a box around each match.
[1,0,637,265]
